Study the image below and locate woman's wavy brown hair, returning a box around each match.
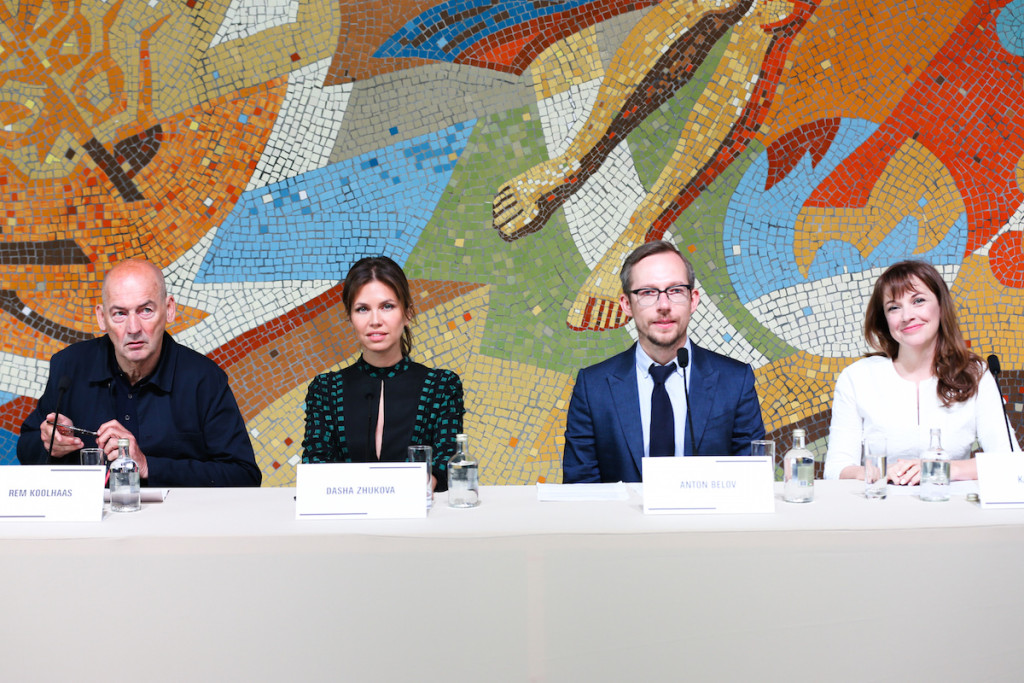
[342,256,414,358]
[864,260,982,407]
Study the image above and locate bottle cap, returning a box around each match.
[118,438,130,447]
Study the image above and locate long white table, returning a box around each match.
[3,482,1024,681]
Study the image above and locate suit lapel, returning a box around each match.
[607,349,644,473]
[688,344,718,455]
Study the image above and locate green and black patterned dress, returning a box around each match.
[301,356,464,490]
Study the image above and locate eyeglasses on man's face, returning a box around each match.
[628,285,693,307]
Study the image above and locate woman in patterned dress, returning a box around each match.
[301,256,464,492]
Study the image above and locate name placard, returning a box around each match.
[0,466,105,522]
[976,452,1024,509]
[642,456,775,515]
[295,462,427,519]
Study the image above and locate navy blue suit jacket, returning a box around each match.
[563,343,765,483]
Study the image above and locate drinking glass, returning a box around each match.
[407,445,433,509]
[750,440,775,461]
[863,436,888,499]
[79,448,105,467]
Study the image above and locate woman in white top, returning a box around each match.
[824,261,1018,483]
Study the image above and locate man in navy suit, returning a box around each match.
[563,241,765,483]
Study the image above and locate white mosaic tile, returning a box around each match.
[246,58,352,191]
[538,78,645,269]
[747,265,960,358]
[688,277,770,368]
[0,353,51,398]
[164,228,335,354]
[210,0,299,48]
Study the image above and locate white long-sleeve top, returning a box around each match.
[824,355,1018,479]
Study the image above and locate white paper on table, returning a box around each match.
[104,489,169,503]
[536,483,629,502]
[883,480,978,497]
[976,453,1024,508]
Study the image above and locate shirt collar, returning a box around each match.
[98,332,177,391]
[635,339,691,379]
[356,355,412,380]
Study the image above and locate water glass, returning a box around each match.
[79,448,105,467]
[863,436,887,500]
[407,445,434,509]
[750,440,775,461]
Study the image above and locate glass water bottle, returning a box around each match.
[783,428,815,503]
[919,428,950,502]
[447,433,480,508]
[109,438,141,512]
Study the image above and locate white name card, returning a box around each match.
[296,462,427,519]
[642,456,775,515]
[976,452,1024,509]
[0,466,105,522]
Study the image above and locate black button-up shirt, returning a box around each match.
[17,333,261,487]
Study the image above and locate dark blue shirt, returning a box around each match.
[17,333,261,487]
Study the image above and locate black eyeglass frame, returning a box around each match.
[627,284,694,307]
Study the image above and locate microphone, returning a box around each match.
[47,376,72,457]
[677,348,696,456]
[987,354,1016,452]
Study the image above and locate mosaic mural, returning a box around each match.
[2,0,1022,483]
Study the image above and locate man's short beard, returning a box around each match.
[646,330,686,350]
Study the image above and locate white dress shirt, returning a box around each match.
[635,341,692,458]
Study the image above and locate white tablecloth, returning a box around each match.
[2,482,1023,681]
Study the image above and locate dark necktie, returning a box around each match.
[649,362,676,457]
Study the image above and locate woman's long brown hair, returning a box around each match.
[863,260,982,406]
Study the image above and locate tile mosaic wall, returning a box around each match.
[2,0,1022,482]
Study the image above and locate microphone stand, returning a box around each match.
[677,348,696,456]
[47,376,71,458]
[987,354,1016,452]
